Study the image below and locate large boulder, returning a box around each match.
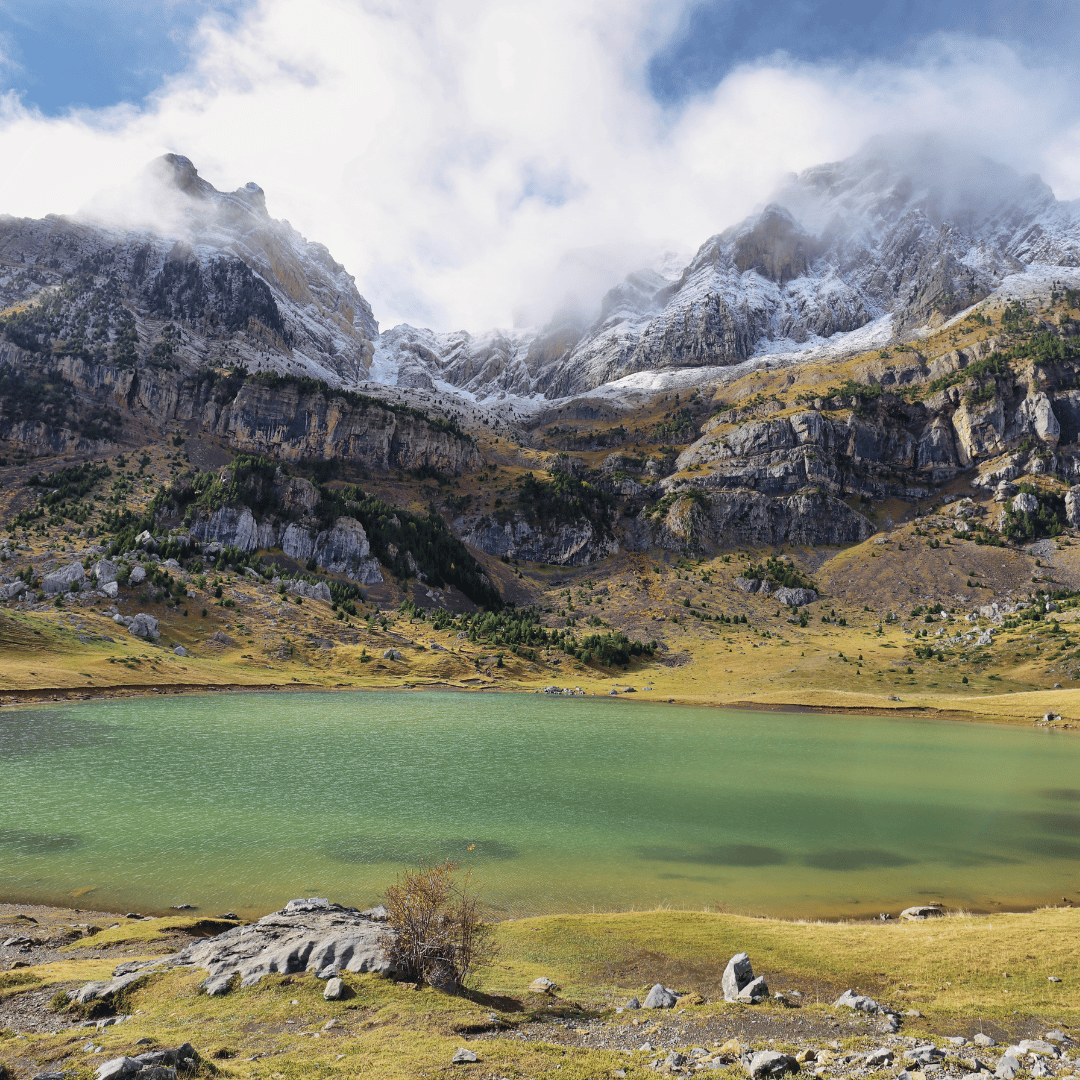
[900,905,944,921]
[286,579,332,603]
[0,580,26,601]
[128,613,160,641]
[747,1051,798,1078]
[1012,492,1039,514]
[722,952,755,1002]
[94,559,120,585]
[167,897,394,995]
[1065,487,1080,528]
[41,561,87,595]
[773,587,817,607]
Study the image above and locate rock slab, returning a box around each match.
[723,952,755,1002]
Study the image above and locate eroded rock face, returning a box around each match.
[41,561,87,596]
[460,513,619,566]
[170,898,394,995]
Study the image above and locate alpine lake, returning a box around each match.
[1,690,1078,920]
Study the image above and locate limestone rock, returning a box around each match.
[94,559,120,585]
[722,952,757,1001]
[528,977,558,994]
[834,989,879,1012]
[382,648,404,661]
[0,580,26,600]
[129,566,147,585]
[128,613,160,641]
[1012,492,1039,514]
[773,587,817,607]
[167,898,394,994]
[746,1051,798,1078]
[286,579,332,603]
[451,1047,478,1064]
[900,905,944,921]
[323,977,347,1000]
[642,983,678,1008]
[41,561,86,595]
[738,975,770,1003]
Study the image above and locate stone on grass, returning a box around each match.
[323,977,346,1000]
[738,975,769,1003]
[174,645,188,656]
[834,989,879,1012]
[528,976,557,994]
[451,1047,478,1064]
[900,905,944,921]
[382,648,404,661]
[746,1051,798,1078]
[996,1056,1021,1079]
[666,1052,688,1069]
[623,996,640,1010]
[974,1034,996,1048]
[865,1049,894,1067]
[722,952,755,1002]
[95,1059,142,1080]
[1018,1040,1057,1057]
[128,612,160,641]
[642,983,678,1009]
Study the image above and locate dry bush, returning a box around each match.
[382,859,494,991]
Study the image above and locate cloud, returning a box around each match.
[1,0,1079,334]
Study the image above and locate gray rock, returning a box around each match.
[1043,1032,1066,1044]
[528,976,557,993]
[94,1059,142,1080]
[41,561,87,595]
[996,1056,1020,1079]
[947,1037,969,1046]
[738,975,770,1003]
[974,1034,996,1048]
[1018,1040,1057,1057]
[169,899,393,994]
[666,1052,688,1069]
[735,577,761,593]
[865,1049,894,1067]
[1012,492,1039,514]
[173,645,188,657]
[323,977,346,1000]
[746,1051,798,1078]
[382,648,404,661]
[722,951,755,1002]
[900,905,944,920]
[774,587,818,607]
[94,559,119,585]
[624,997,641,1010]
[69,969,153,1007]
[129,565,147,585]
[286,578,333,603]
[908,1046,946,1066]
[1066,487,1080,529]
[642,983,679,1008]
[451,1047,478,1064]
[834,989,879,1012]
[101,581,119,598]
[0,580,26,600]
[128,613,160,641]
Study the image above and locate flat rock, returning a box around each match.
[900,905,944,921]
[451,1047,478,1064]
[974,1034,996,1048]
[642,983,678,1008]
[1018,1040,1057,1057]
[723,951,755,1002]
[168,898,394,994]
[528,976,557,993]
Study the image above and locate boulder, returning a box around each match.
[174,646,188,657]
[1018,1040,1057,1057]
[286,579,332,603]
[996,1056,1021,1079]
[738,975,770,1003]
[382,648,404,661]
[722,952,755,1002]
[451,1048,478,1064]
[900,905,944,921]
[624,996,641,1010]
[642,983,678,1008]
[323,977,346,1000]
[528,977,557,994]
[102,581,119,598]
[41,561,87,595]
[907,1046,946,1066]
[167,898,393,994]
[974,1034,996,1048]
[1012,492,1039,514]
[865,1049,894,1067]
[128,613,160,641]
[0,580,26,600]
[69,969,153,1007]
[735,577,761,593]
[746,1051,798,1078]
[1065,487,1080,529]
[834,989,879,1012]
[94,559,120,585]
[129,565,147,585]
[773,587,817,607]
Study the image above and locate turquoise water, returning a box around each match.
[0,691,1077,919]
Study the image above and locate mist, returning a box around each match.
[2,0,1080,334]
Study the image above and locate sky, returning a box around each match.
[1,0,1079,332]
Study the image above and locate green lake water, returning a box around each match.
[1,691,1078,919]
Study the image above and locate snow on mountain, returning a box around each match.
[371,137,1080,404]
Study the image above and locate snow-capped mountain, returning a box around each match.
[373,136,1080,401]
[0,154,378,385]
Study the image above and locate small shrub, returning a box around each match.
[382,860,493,992]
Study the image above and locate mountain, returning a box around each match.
[373,137,1080,401]
[0,154,379,386]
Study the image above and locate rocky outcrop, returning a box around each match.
[652,490,873,552]
[460,513,619,566]
[40,561,87,595]
[169,897,393,995]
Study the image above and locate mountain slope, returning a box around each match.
[374,138,1080,401]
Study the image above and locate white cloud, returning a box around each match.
[1,1,1079,333]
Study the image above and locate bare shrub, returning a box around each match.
[382,859,493,991]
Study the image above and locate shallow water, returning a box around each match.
[1,691,1077,919]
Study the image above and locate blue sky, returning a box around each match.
[4,0,1075,116]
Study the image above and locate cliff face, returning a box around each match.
[0,154,378,387]
[0,340,480,475]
